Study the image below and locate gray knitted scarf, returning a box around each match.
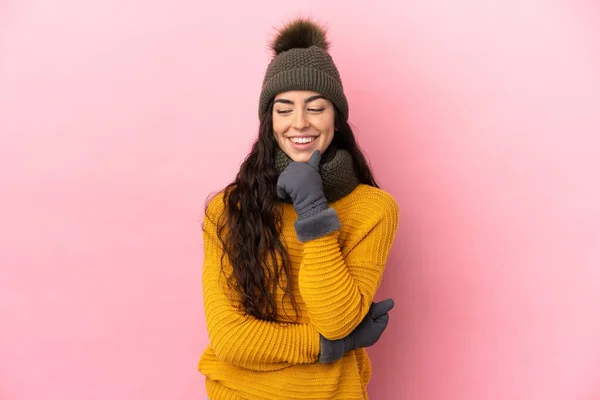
[274,144,360,204]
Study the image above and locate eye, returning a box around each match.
[308,108,325,113]
[276,109,292,115]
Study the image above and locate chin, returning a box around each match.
[289,148,322,163]
[296,154,312,163]
[280,141,330,162]
[285,152,307,163]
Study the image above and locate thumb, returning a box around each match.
[307,150,321,169]
[375,313,390,329]
[370,298,395,318]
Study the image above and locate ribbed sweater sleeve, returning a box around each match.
[202,195,321,371]
[298,191,399,340]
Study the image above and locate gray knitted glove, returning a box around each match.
[319,299,394,364]
[276,150,341,242]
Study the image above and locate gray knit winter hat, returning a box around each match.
[258,18,349,122]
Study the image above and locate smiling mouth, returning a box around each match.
[289,136,318,144]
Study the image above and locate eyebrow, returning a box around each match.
[273,95,326,105]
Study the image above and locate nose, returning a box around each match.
[292,109,309,130]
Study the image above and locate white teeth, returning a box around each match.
[291,137,315,144]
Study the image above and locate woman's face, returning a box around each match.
[272,90,335,163]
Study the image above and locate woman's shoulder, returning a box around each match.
[204,190,228,221]
[351,184,398,207]
[341,184,399,220]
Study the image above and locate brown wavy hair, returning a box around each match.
[203,101,380,322]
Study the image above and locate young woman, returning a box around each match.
[198,18,400,400]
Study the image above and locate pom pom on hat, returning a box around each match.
[270,18,330,55]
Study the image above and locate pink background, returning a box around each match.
[1,1,599,399]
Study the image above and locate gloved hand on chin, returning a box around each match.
[276,150,341,242]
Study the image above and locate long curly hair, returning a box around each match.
[203,101,380,322]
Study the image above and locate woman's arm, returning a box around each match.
[297,190,399,340]
[202,197,320,371]
[275,151,400,340]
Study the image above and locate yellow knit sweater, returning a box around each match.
[198,184,399,400]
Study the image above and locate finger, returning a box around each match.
[376,313,389,323]
[369,299,394,318]
[370,298,395,318]
[376,313,389,329]
[307,150,321,169]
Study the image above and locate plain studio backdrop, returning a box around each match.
[1,1,599,399]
